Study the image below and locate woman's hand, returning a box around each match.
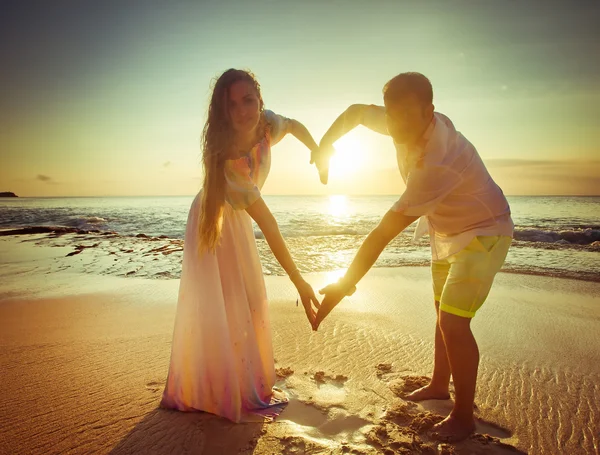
[292,276,321,327]
[313,143,335,184]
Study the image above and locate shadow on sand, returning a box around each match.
[108,408,265,455]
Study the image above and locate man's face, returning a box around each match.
[384,94,433,145]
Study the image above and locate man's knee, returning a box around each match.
[439,310,470,337]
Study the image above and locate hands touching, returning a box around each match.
[312,279,356,331]
[291,271,356,331]
[310,142,336,185]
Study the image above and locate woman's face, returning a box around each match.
[227,80,262,136]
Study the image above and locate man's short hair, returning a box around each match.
[383,72,433,106]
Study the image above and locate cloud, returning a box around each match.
[36,174,58,184]
[485,159,600,168]
[485,159,556,168]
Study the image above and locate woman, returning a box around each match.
[160,69,321,423]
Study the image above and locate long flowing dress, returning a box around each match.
[160,110,292,422]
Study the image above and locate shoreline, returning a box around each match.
[1,230,599,284]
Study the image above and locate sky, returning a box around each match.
[1,0,599,197]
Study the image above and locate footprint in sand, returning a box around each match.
[471,419,513,441]
[375,363,393,378]
[433,433,525,455]
[280,435,327,455]
[374,363,414,383]
[145,381,163,393]
[366,418,438,454]
[466,433,525,453]
[388,374,432,398]
[312,371,348,387]
[381,401,444,433]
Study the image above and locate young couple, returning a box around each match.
[160,69,513,442]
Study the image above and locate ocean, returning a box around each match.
[1,195,599,282]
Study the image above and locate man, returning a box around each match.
[312,72,513,442]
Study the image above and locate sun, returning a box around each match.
[328,135,365,179]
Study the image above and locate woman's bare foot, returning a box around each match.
[431,414,476,442]
[405,384,450,401]
[270,386,289,404]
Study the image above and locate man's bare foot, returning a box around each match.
[405,384,450,401]
[431,414,476,442]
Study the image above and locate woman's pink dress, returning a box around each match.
[160,110,291,422]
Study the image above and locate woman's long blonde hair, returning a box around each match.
[198,69,264,253]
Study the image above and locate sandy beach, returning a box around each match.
[1,236,599,454]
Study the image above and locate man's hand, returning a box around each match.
[312,280,355,330]
[312,142,336,185]
[318,282,356,296]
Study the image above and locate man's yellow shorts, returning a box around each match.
[432,235,512,319]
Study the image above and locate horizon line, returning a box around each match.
[2,194,599,199]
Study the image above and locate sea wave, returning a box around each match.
[514,227,600,245]
[4,224,600,247]
[0,226,113,236]
[79,216,107,224]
